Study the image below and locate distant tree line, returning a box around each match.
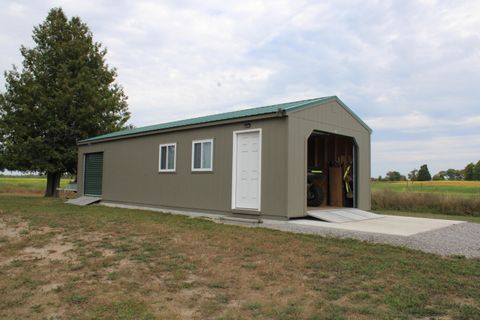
[376,160,480,181]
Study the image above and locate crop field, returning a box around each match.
[0,177,70,194]
[372,181,480,216]
[1,195,479,319]
[372,180,480,198]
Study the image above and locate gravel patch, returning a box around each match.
[262,219,480,258]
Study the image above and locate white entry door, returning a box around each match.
[232,129,262,211]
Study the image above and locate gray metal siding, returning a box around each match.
[77,118,288,218]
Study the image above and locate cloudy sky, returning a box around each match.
[1,0,479,177]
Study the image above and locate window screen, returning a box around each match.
[159,143,176,172]
[192,140,213,171]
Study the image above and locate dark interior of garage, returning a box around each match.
[307,131,356,208]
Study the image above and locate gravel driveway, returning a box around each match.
[262,219,480,258]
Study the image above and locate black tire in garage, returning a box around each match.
[307,184,324,207]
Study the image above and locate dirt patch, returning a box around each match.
[0,216,53,240]
[0,236,76,267]
[0,215,75,267]
[0,220,29,238]
[101,248,116,257]
[76,231,114,242]
[39,282,62,293]
[23,240,75,261]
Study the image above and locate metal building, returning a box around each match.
[77,96,371,219]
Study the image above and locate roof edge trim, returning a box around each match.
[77,112,283,145]
[78,96,370,145]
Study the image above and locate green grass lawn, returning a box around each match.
[0,195,479,319]
[0,177,70,194]
[372,180,480,198]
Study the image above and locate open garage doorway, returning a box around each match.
[307,131,357,209]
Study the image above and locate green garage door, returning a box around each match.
[84,152,103,196]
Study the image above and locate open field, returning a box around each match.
[372,181,480,216]
[0,195,480,319]
[0,177,70,194]
[372,190,480,216]
[372,181,480,198]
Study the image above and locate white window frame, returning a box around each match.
[159,143,177,172]
[191,139,214,172]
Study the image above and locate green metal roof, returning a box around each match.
[79,96,370,144]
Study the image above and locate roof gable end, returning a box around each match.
[285,96,372,133]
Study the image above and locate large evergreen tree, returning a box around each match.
[417,164,431,181]
[0,8,130,196]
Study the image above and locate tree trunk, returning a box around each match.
[45,172,62,197]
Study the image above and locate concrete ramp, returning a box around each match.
[307,208,383,223]
[290,215,464,236]
[66,196,101,206]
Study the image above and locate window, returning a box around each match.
[192,139,213,171]
[159,143,176,172]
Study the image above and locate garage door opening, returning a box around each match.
[84,152,103,197]
[307,131,356,210]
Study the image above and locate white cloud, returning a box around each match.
[0,0,479,176]
[366,112,480,132]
